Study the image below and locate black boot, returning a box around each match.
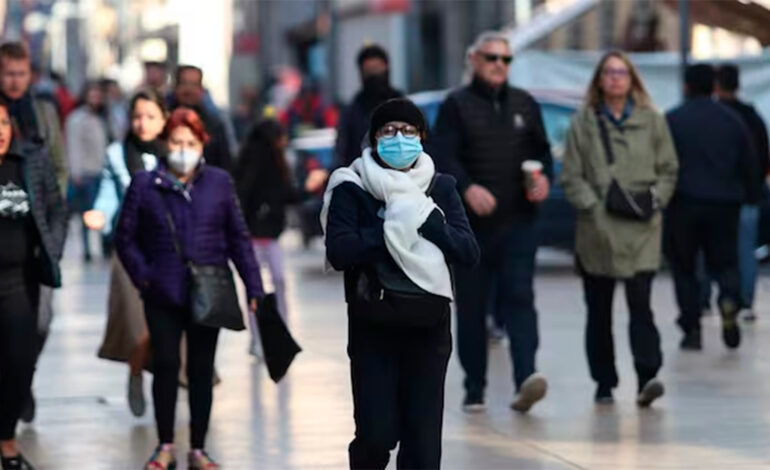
[680,328,702,351]
[720,299,741,349]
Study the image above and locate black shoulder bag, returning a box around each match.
[161,197,245,331]
[595,109,656,221]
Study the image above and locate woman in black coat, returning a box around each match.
[234,119,303,356]
[0,96,67,470]
[322,99,479,470]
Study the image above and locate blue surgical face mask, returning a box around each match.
[376,132,423,170]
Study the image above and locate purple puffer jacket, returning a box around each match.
[115,164,264,309]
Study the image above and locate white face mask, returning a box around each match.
[167,149,202,175]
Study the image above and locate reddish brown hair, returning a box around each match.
[162,107,209,145]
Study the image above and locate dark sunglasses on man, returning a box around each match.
[481,53,513,65]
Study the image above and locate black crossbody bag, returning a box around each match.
[595,109,656,221]
[161,197,245,331]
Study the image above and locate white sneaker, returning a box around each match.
[511,373,548,413]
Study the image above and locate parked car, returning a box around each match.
[290,89,580,250]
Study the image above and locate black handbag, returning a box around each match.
[353,269,450,329]
[255,293,302,383]
[162,199,245,331]
[595,109,656,221]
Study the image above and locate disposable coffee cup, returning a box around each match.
[522,160,543,192]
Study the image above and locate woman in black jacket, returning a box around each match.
[322,99,479,470]
[0,96,67,470]
[234,119,301,356]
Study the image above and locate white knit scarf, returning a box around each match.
[320,149,453,299]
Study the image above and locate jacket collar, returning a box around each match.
[152,161,207,194]
[470,76,508,102]
[5,138,45,160]
[601,98,634,126]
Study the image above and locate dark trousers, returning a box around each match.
[455,220,538,394]
[347,304,451,470]
[582,271,662,391]
[0,284,37,440]
[665,199,741,333]
[69,175,101,259]
[144,303,219,449]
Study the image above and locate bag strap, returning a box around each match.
[159,192,191,268]
[426,174,438,196]
[594,108,615,166]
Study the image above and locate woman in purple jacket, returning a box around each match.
[115,108,263,470]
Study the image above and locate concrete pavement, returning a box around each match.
[17,232,770,469]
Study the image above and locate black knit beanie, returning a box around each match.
[369,98,426,147]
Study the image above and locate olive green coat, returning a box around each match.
[561,106,678,278]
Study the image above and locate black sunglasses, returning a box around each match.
[481,53,513,65]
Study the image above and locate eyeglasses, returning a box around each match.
[602,68,630,78]
[481,53,513,65]
[378,124,420,138]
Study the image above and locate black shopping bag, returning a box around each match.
[256,293,302,383]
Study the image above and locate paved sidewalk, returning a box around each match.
[18,234,770,469]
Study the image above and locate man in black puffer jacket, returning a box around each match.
[428,31,553,415]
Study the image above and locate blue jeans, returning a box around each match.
[455,220,538,394]
[699,205,759,310]
[738,205,760,309]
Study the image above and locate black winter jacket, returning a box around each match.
[13,141,67,287]
[237,156,304,239]
[325,173,479,303]
[719,98,770,201]
[666,97,760,204]
[427,78,553,228]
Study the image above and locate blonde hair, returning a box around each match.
[585,51,652,110]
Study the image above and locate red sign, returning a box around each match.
[370,0,411,14]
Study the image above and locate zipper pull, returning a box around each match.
[379,289,384,301]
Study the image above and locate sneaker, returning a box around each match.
[462,392,486,413]
[680,329,702,351]
[188,449,220,470]
[128,372,146,417]
[511,373,548,413]
[594,385,614,404]
[19,392,34,423]
[636,379,665,408]
[1,453,34,470]
[720,301,741,349]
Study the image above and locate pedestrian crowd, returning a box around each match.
[0,29,767,470]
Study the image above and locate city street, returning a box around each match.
[19,230,770,469]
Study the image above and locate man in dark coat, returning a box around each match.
[428,31,553,414]
[714,64,770,321]
[334,44,403,168]
[168,65,233,171]
[666,64,760,351]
